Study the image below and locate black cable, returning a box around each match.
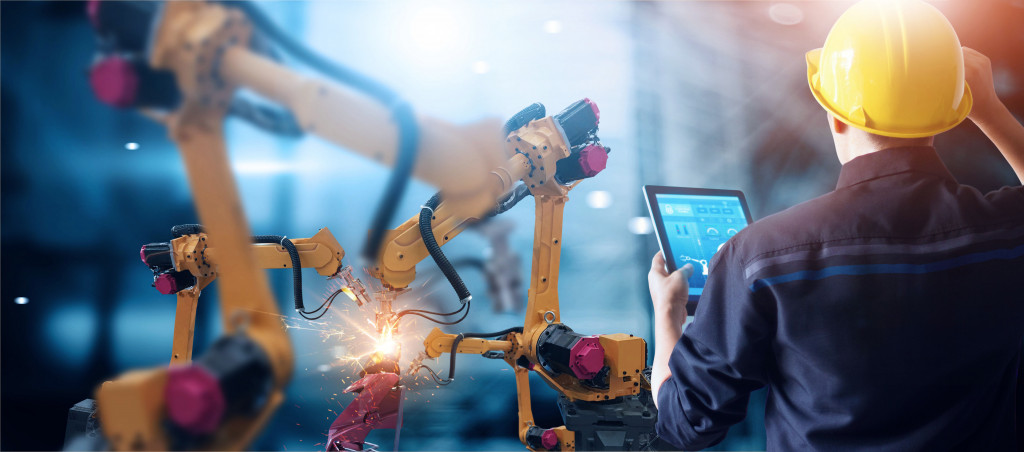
[503,103,546,136]
[398,302,471,326]
[461,326,524,338]
[420,193,472,303]
[484,184,531,219]
[170,224,336,320]
[234,1,420,264]
[308,289,341,315]
[415,363,453,386]
[396,301,466,320]
[447,334,465,382]
[298,288,342,321]
[420,326,523,384]
[448,257,486,270]
[363,101,418,263]
[252,235,304,312]
[393,255,486,326]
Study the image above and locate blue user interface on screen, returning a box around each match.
[656,193,749,296]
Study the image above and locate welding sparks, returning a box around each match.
[276,264,465,415]
[376,339,399,355]
[373,320,401,357]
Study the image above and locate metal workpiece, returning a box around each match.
[327,372,403,452]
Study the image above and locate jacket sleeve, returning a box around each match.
[655,240,776,450]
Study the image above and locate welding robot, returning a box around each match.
[70,2,665,451]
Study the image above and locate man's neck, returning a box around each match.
[837,137,935,165]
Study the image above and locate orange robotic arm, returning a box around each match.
[140,226,349,365]
[81,1,518,449]
[405,102,656,451]
[85,1,648,450]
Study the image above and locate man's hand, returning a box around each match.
[648,251,694,325]
[648,251,693,407]
[964,46,1002,124]
[962,46,1024,183]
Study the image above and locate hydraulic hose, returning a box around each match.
[419,193,471,304]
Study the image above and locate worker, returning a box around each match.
[648,0,1024,450]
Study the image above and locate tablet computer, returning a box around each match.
[643,185,754,310]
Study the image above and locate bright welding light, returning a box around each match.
[341,287,358,302]
[375,338,400,356]
[373,320,401,358]
[125,142,139,151]
[14,297,28,305]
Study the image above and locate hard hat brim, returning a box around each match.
[806,48,973,139]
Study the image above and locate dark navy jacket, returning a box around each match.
[656,146,1024,451]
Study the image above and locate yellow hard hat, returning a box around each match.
[806,0,972,138]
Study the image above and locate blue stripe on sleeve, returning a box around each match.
[750,243,1024,292]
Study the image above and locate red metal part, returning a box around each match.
[154,273,179,295]
[541,428,559,450]
[578,144,608,178]
[327,372,403,451]
[568,335,605,380]
[90,56,138,108]
[164,365,226,435]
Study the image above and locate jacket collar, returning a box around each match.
[836,146,955,190]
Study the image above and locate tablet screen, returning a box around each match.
[653,193,750,297]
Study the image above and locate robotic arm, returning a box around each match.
[325,99,612,452]
[364,99,660,451]
[77,1,515,449]
[82,1,658,450]
[412,103,658,452]
[139,226,359,364]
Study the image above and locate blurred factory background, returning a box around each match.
[1,1,1021,450]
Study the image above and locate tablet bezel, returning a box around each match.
[643,185,754,307]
